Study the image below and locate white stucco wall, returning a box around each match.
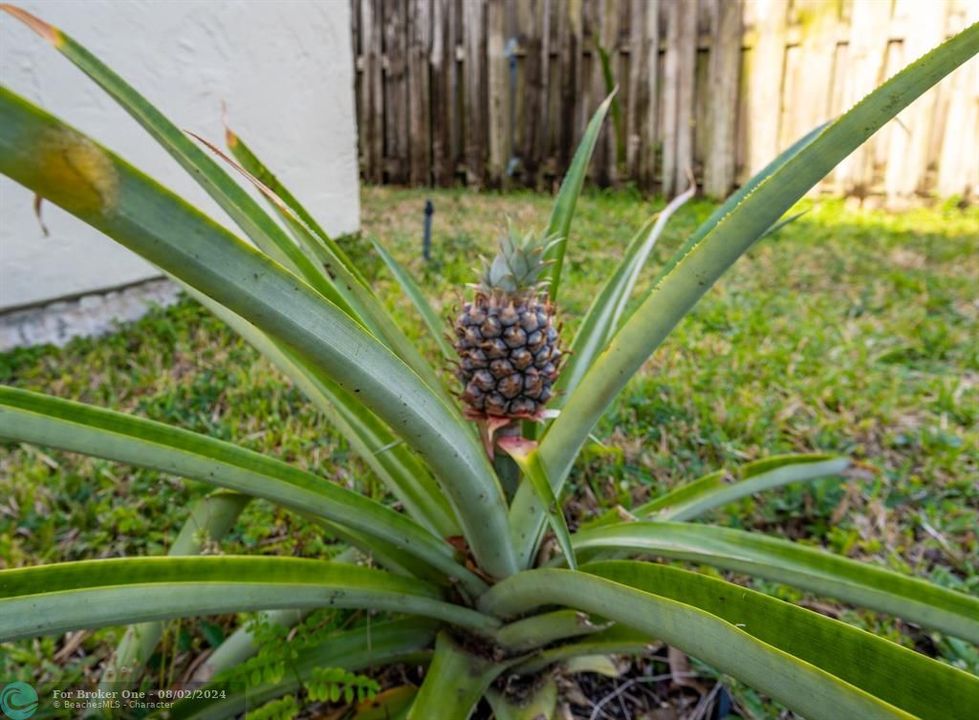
[0,0,360,311]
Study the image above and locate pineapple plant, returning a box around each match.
[0,5,977,719]
[454,227,562,421]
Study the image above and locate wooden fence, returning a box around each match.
[352,0,979,200]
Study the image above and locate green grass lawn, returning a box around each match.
[2,186,977,712]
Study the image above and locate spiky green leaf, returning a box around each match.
[406,632,504,720]
[513,23,979,567]
[0,556,498,642]
[480,568,916,720]
[543,92,615,300]
[0,386,485,593]
[371,237,454,359]
[589,561,979,720]
[573,522,979,642]
[0,88,516,578]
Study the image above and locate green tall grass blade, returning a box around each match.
[0,556,500,642]
[479,568,913,720]
[0,88,516,578]
[543,92,615,300]
[589,561,979,720]
[0,386,486,594]
[512,23,979,567]
[0,5,336,298]
[173,619,435,720]
[407,632,503,720]
[371,237,454,360]
[573,522,979,642]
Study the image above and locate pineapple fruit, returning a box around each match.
[453,227,563,420]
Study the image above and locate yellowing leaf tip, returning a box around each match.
[1,4,64,47]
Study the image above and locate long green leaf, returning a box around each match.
[565,128,824,411]
[193,551,365,685]
[193,289,459,537]
[517,126,830,550]
[513,24,979,567]
[371,237,454,360]
[558,183,696,401]
[223,126,366,286]
[2,4,465,541]
[583,454,850,528]
[174,619,436,720]
[495,609,607,653]
[100,491,250,687]
[199,129,449,399]
[0,88,516,579]
[554,216,655,402]
[543,92,615,300]
[193,554,371,685]
[0,5,342,304]
[0,386,486,595]
[636,453,849,521]
[479,569,913,720]
[407,631,504,720]
[0,556,499,641]
[316,518,452,586]
[609,181,696,332]
[572,522,979,642]
[499,437,576,570]
[651,122,827,289]
[589,561,979,720]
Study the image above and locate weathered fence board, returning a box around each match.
[704,0,740,198]
[938,0,979,196]
[429,0,452,185]
[639,0,660,188]
[463,0,486,185]
[351,0,979,201]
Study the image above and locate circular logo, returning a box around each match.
[0,682,38,720]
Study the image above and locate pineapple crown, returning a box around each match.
[476,222,561,296]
